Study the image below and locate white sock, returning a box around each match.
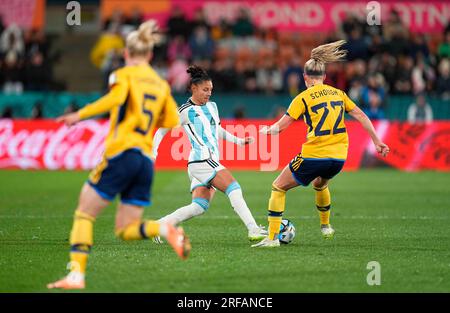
[158,202,206,226]
[228,188,258,231]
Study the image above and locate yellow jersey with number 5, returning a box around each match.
[78,64,179,159]
[286,83,356,160]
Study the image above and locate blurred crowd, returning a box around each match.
[0,16,61,95]
[1,6,449,122]
[93,7,449,121]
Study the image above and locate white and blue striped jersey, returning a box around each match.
[178,99,221,163]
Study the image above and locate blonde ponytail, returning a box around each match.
[305,40,347,76]
[126,19,162,57]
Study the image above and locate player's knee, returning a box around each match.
[312,178,328,190]
[225,181,241,197]
[192,198,209,211]
[271,183,286,193]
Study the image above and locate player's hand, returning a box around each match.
[375,142,390,157]
[243,137,255,145]
[56,112,81,126]
[259,126,270,135]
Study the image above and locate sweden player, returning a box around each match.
[252,40,390,247]
[47,20,191,289]
[152,66,267,241]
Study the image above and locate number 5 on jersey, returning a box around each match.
[135,93,156,135]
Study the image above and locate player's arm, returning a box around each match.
[152,128,170,159]
[218,126,254,146]
[260,113,296,135]
[260,95,302,135]
[348,106,390,157]
[56,73,128,126]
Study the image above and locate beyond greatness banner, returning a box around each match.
[0,119,449,171]
[101,0,450,33]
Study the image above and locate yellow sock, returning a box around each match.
[268,184,286,240]
[116,220,160,240]
[69,210,95,274]
[314,185,331,225]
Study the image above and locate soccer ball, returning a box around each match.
[278,219,296,244]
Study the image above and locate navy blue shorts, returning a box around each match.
[289,154,345,186]
[88,149,154,206]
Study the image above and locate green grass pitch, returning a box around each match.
[0,169,449,292]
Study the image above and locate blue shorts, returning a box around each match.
[88,149,154,206]
[289,154,345,186]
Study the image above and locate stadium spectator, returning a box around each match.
[231,8,254,37]
[344,27,369,61]
[24,29,49,59]
[410,34,430,61]
[436,58,450,100]
[393,56,414,95]
[256,57,283,94]
[1,24,24,60]
[31,101,44,119]
[438,30,450,59]
[411,56,435,95]
[361,73,386,109]
[407,93,433,123]
[283,55,305,94]
[211,19,232,41]
[2,51,23,94]
[188,26,214,61]
[167,57,190,93]
[167,35,191,63]
[124,7,143,29]
[24,51,51,91]
[363,92,386,120]
[166,6,190,39]
[210,58,236,91]
[90,22,124,69]
[189,8,210,34]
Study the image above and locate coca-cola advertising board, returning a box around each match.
[0,119,449,171]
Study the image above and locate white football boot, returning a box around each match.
[248,225,268,241]
[321,224,335,239]
[251,237,280,248]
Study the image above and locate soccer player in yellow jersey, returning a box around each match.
[253,40,390,247]
[47,20,191,290]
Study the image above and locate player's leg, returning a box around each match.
[211,167,267,240]
[158,184,214,226]
[313,160,345,238]
[252,164,299,247]
[312,176,334,238]
[114,203,190,259]
[153,185,213,244]
[47,183,111,290]
[114,151,190,259]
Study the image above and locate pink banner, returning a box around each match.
[136,0,450,33]
[1,119,449,171]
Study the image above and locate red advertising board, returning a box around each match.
[1,119,449,171]
[100,0,450,33]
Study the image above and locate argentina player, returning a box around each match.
[153,65,267,241]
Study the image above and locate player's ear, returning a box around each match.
[322,74,326,82]
[123,48,129,61]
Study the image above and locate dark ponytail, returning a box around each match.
[187,65,211,90]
